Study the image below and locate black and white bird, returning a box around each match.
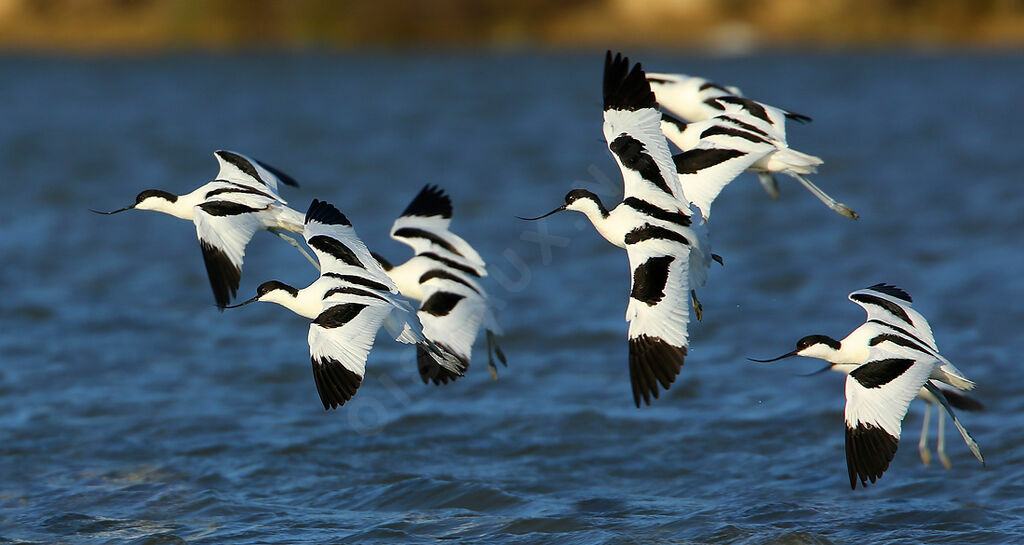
[521,51,714,408]
[93,150,316,308]
[645,72,810,130]
[227,199,464,410]
[371,185,506,385]
[751,283,984,489]
[646,72,856,220]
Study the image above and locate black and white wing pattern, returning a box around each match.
[646,72,811,136]
[844,341,938,489]
[624,234,693,407]
[848,283,972,390]
[301,200,462,409]
[603,52,687,212]
[662,114,779,220]
[390,185,486,269]
[213,149,299,195]
[193,193,276,308]
[388,185,501,384]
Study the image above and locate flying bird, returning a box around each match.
[646,72,855,219]
[520,51,715,407]
[93,150,316,308]
[228,199,464,409]
[752,283,984,489]
[371,184,506,384]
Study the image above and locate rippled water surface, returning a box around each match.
[2,51,1023,544]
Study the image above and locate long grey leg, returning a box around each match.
[792,173,858,219]
[937,408,952,470]
[924,382,984,466]
[486,329,507,381]
[270,229,319,271]
[918,402,932,467]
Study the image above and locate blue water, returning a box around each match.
[2,51,1023,544]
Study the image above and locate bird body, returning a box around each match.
[753,283,983,489]
[521,52,712,407]
[229,199,464,409]
[94,150,313,308]
[375,185,505,383]
[646,72,856,220]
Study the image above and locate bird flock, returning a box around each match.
[95,51,984,491]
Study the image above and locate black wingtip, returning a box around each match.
[867,283,912,303]
[845,423,899,490]
[254,157,301,187]
[305,199,351,227]
[199,240,241,310]
[785,111,813,124]
[628,335,685,408]
[416,344,468,386]
[401,184,453,219]
[603,50,657,112]
[312,356,363,410]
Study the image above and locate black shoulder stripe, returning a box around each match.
[851,293,914,327]
[393,227,463,257]
[718,96,771,124]
[306,199,351,226]
[699,125,768,144]
[846,422,898,489]
[603,51,657,112]
[204,185,274,201]
[313,303,368,329]
[673,148,746,175]
[661,112,688,132]
[867,283,913,303]
[868,333,929,356]
[622,197,691,227]
[698,81,732,94]
[867,320,935,356]
[419,269,481,295]
[198,201,264,217]
[703,97,725,111]
[849,358,916,389]
[308,235,363,267]
[628,335,685,407]
[422,252,481,278]
[630,255,673,305]
[624,224,689,246]
[323,286,387,302]
[216,150,267,186]
[420,292,465,317]
[609,134,671,194]
[401,184,452,219]
[721,116,770,138]
[322,272,391,292]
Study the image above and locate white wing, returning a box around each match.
[389,185,485,271]
[603,52,686,211]
[414,279,486,385]
[192,198,266,308]
[213,149,298,196]
[646,72,740,122]
[307,295,395,410]
[848,283,972,390]
[303,200,397,290]
[624,232,693,407]
[663,117,776,220]
[844,341,937,489]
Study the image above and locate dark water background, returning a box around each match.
[1,51,1022,544]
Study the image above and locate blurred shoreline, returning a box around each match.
[1,0,1023,53]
